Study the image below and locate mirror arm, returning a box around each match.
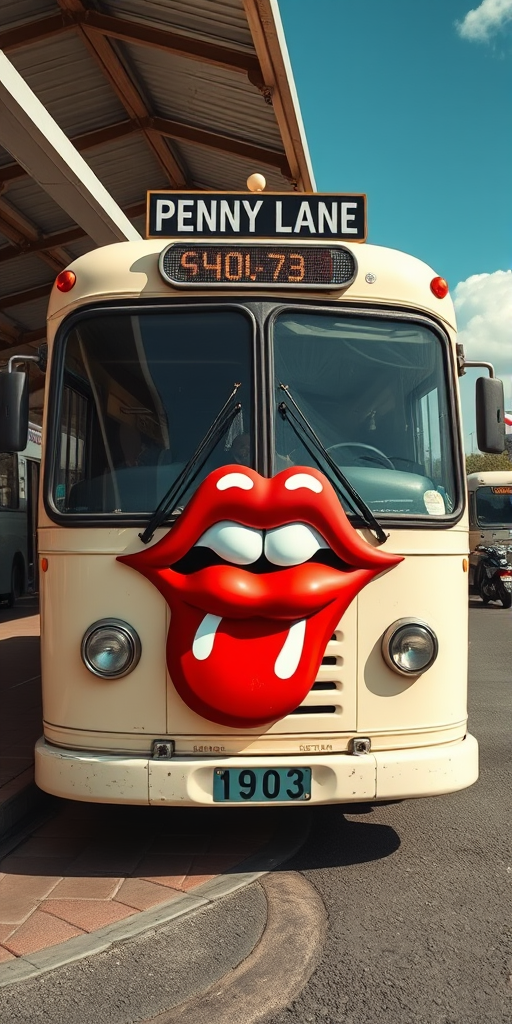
[456,345,496,379]
[463,360,495,379]
[7,352,42,373]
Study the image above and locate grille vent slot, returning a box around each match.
[287,629,346,721]
[290,705,337,716]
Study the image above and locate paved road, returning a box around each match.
[262,599,512,1024]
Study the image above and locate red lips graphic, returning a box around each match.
[118,467,402,728]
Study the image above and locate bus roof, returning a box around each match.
[47,238,457,331]
[467,471,512,490]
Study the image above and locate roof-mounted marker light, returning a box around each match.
[247,173,266,192]
[430,276,449,299]
[56,270,76,293]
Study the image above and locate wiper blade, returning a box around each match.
[278,383,388,545]
[139,383,242,545]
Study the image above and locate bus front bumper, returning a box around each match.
[35,734,478,806]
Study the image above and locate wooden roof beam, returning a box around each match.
[0,198,146,264]
[0,11,263,80]
[0,283,55,312]
[55,0,188,188]
[0,51,141,246]
[0,115,291,186]
[0,197,71,272]
[243,0,315,191]
[0,201,146,265]
[149,116,291,175]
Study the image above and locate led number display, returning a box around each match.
[159,243,356,289]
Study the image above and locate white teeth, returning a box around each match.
[196,521,263,565]
[192,613,222,661]
[216,473,253,491]
[285,474,323,493]
[274,620,306,679]
[265,523,328,566]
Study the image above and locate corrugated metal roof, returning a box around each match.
[3,295,48,332]
[4,177,76,235]
[0,0,314,369]
[85,136,171,208]
[124,44,283,150]
[0,1,55,31]
[103,0,254,49]
[8,35,127,136]
[0,254,56,299]
[177,141,290,192]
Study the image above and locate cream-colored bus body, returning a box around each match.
[468,472,512,560]
[35,240,478,805]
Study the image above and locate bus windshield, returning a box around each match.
[51,304,458,522]
[475,486,512,527]
[52,308,254,515]
[273,311,458,517]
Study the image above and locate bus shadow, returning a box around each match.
[0,801,400,880]
[270,803,401,871]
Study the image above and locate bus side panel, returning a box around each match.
[40,550,167,735]
[357,554,468,737]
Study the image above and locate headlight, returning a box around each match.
[382,618,438,676]
[81,619,141,678]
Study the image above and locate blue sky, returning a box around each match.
[279,0,512,451]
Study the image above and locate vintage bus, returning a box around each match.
[468,472,512,562]
[0,423,41,606]
[0,188,506,806]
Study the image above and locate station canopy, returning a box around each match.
[0,0,315,421]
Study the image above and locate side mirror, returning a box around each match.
[0,370,29,451]
[475,376,506,454]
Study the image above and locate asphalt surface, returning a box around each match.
[0,881,268,1024]
[261,598,512,1024]
[1,598,510,1024]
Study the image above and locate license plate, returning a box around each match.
[213,766,311,802]
[502,579,512,590]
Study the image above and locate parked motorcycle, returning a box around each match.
[469,545,512,609]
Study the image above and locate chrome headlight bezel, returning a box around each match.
[81,618,142,679]
[381,618,438,677]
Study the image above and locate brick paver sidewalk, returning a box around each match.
[0,800,271,962]
[0,607,271,965]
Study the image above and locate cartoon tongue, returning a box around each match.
[117,466,403,730]
[165,599,340,729]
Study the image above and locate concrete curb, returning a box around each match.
[0,811,311,989]
[147,871,327,1024]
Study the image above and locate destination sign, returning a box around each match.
[147,191,366,241]
[159,243,357,289]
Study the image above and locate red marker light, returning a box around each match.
[56,270,76,293]
[430,276,449,299]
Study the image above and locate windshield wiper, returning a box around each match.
[278,383,388,545]
[139,383,242,545]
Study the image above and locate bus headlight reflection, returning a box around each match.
[81,619,141,678]
[382,619,438,676]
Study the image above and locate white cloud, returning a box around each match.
[454,270,512,385]
[454,270,512,449]
[456,0,512,41]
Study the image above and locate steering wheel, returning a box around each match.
[326,443,395,470]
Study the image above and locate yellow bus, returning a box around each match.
[0,188,507,806]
